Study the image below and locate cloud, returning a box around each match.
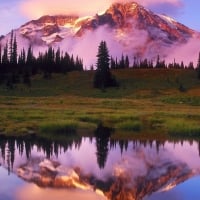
[166,38,200,66]
[20,0,116,19]
[65,27,200,68]
[145,0,183,16]
[20,0,183,19]
[137,0,182,6]
[51,24,149,68]
[52,26,126,68]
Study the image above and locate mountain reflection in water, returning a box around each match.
[1,134,200,200]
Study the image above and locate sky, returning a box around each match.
[0,0,200,36]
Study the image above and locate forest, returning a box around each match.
[0,32,200,90]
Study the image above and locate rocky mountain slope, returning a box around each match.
[16,157,195,200]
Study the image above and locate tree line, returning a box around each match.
[109,54,198,70]
[2,133,200,173]
[0,31,83,88]
[1,33,200,89]
[94,41,200,89]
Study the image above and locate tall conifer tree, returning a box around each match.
[197,52,200,79]
[93,41,118,88]
[9,30,14,64]
[2,43,9,67]
[125,55,129,68]
[0,45,2,65]
[13,35,18,65]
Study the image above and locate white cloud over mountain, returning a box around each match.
[20,0,183,18]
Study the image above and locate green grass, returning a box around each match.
[116,120,142,131]
[0,68,200,139]
[162,96,200,106]
[76,114,101,124]
[167,119,200,137]
[39,120,78,134]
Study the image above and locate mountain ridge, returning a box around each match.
[0,1,199,67]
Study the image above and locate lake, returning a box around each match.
[0,134,200,200]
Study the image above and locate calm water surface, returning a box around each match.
[0,135,200,200]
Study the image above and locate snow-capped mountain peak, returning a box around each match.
[0,1,199,67]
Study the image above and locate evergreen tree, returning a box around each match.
[18,48,26,70]
[2,43,9,67]
[12,35,18,65]
[197,52,200,79]
[94,123,111,169]
[22,48,26,67]
[188,62,194,69]
[46,46,54,76]
[0,45,2,65]
[93,41,118,89]
[160,60,166,68]
[0,45,3,83]
[133,56,138,68]
[119,54,125,68]
[180,61,184,69]
[61,52,70,74]
[95,134,109,169]
[115,57,119,69]
[140,58,148,68]
[125,55,129,68]
[26,45,34,66]
[149,60,154,68]
[155,55,160,68]
[110,56,116,69]
[36,52,43,72]
[55,48,61,72]
[26,45,35,74]
[173,59,180,68]
[70,54,75,71]
[75,56,83,71]
[9,30,14,64]
[168,63,173,68]
[7,34,19,85]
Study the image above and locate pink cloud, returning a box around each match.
[137,0,182,7]
[20,0,116,19]
[166,38,200,67]
[20,0,183,19]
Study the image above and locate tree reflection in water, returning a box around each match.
[1,130,200,173]
[94,123,112,169]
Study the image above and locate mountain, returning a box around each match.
[0,1,199,67]
[16,157,195,200]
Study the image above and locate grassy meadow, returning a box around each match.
[0,68,200,140]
